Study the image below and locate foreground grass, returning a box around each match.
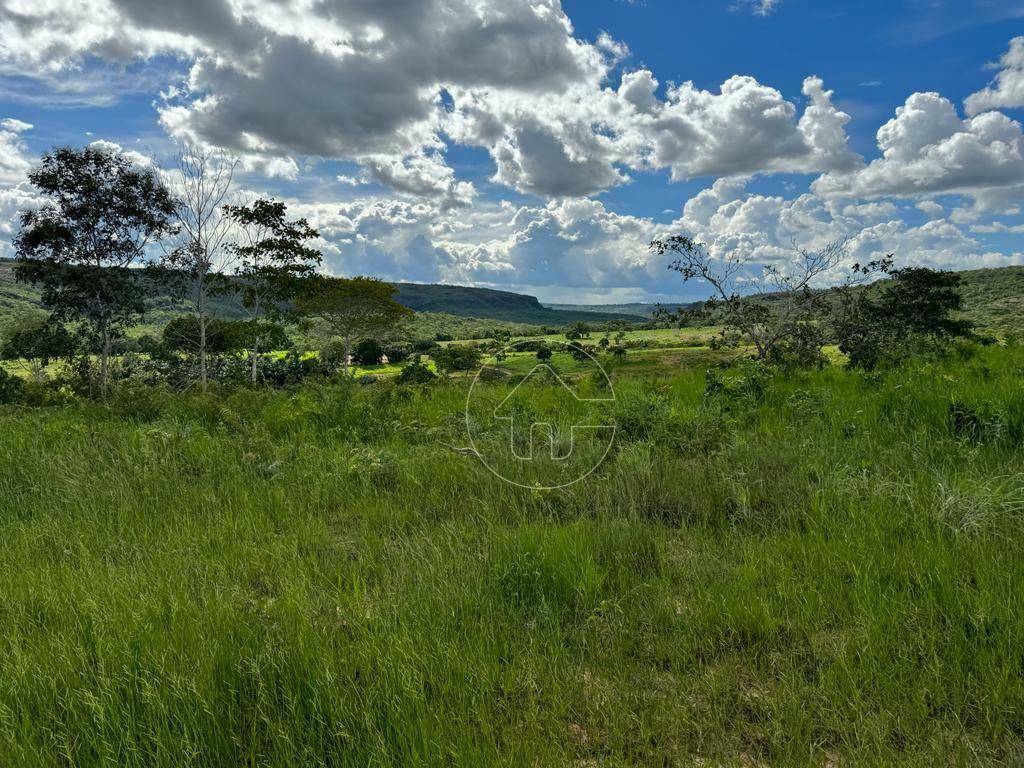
[0,347,1023,766]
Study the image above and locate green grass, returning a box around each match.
[1,347,1023,765]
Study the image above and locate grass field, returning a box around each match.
[0,343,1022,766]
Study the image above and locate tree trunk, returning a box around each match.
[250,293,261,386]
[343,334,352,376]
[99,324,111,399]
[251,337,260,385]
[198,282,208,392]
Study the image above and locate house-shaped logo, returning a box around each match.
[493,363,615,461]
[464,342,618,490]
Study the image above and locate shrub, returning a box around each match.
[352,339,385,366]
[397,360,437,384]
[0,368,25,404]
[384,343,411,364]
[434,344,481,373]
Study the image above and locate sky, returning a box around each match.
[1,0,1024,304]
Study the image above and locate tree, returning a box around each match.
[296,276,412,376]
[651,235,847,362]
[384,343,411,364]
[568,343,595,362]
[536,344,553,362]
[222,198,321,384]
[566,322,591,340]
[398,359,437,384]
[158,144,239,391]
[352,338,385,366]
[491,327,513,361]
[834,262,971,369]
[14,146,177,395]
[160,316,254,357]
[0,313,78,378]
[433,344,482,373]
[881,267,971,338]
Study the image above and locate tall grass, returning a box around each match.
[0,347,1022,765]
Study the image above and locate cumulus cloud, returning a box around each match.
[965,36,1024,116]
[0,0,859,201]
[813,92,1024,210]
[678,176,1022,280]
[0,117,33,184]
[446,70,858,197]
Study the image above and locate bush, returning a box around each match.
[0,368,25,404]
[352,339,385,366]
[384,343,411,364]
[434,344,482,373]
[397,360,437,384]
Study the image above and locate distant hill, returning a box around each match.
[3,259,1021,335]
[546,301,690,318]
[0,260,637,332]
[393,283,635,324]
[549,266,1024,334]
[950,265,1024,336]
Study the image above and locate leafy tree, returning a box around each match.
[651,235,847,363]
[157,144,239,391]
[0,368,24,404]
[433,344,481,373]
[882,267,971,338]
[398,359,437,384]
[536,344,553,362]
[352,338,385,366]
[14,146,177,395]
[0,313,77,368]
[384,343,411,364]
[491,327,512,361]
[161,316,256,357]
[834,263,972,369]
[222,198,320,384]
[566,322,591,340]
[568,343,595,362]
[296,276,412,376]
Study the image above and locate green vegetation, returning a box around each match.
[393,282,635,324]
[3,143,1023,766]
[1,344,1023,765]
[552,265,1024,336]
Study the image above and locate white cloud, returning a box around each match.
[965,36,1024,116]
[0,117,32,184]
[0,0,860,201]
[917,200,945,218]
[813,92,1024,210]
[677,177,1023,282]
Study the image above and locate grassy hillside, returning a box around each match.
[0,260,633,336]
[393,282,635,324]
[952,265,1024,335]
[551,265,1024,333]
[5,259,1023,339]
[1,345,1022,765]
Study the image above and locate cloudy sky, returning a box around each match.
[2,0,1024,303]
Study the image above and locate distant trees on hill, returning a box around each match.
[651,235,974,370]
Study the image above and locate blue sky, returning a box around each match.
[1,0,1023,303]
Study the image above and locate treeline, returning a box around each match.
[651,236,987,370]
[0,145,420,399]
